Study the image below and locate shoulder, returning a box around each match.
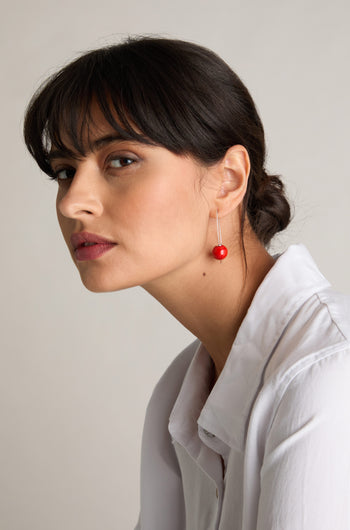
[262,345,350,473]
[258,286,350,421]
[316,287,350,340]
[264,286,350,385]
[259,287,350,435]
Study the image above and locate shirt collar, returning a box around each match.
[169,244,331,454]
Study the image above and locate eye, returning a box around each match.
[51,167,76,181]
[109,156,136,169]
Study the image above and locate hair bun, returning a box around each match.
[247,170,291,246]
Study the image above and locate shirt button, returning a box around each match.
[203,428,216,438]
[216,488,219,498]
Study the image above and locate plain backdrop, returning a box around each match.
[1,0,349,528]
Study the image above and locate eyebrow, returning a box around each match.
[47,133,127,162]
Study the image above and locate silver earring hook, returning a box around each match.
[216,209,222,246]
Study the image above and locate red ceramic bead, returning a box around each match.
[212,245,228,260]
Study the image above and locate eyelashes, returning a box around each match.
[49,154,139,182]
[50,167,76,181]
[108,156,136,169]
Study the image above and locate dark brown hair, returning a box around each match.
[24,35,291,247]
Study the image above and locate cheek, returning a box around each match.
[116,170,207,254]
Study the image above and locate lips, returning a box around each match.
[70,232,117,261]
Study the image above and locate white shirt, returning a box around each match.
[134,244,350,529]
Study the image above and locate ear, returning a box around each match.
[209,145,250,218]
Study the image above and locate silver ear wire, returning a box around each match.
[216,209,222,246]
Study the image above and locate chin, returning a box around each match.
[83,283,109,293]
[78,270,138,293]
[77,271,112,293]
[81,278,124,293]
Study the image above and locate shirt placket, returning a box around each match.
[198,427,229,529]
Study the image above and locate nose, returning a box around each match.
[56,161,104,220]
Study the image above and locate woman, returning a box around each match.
[24,36,350,529]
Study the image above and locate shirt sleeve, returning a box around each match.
[256,347,350,529]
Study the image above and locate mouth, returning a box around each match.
[70,232,117,261]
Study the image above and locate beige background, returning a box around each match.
[1,0,349,528]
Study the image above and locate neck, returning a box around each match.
[143,233,275,382]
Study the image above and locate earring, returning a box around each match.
[212,210,228,260]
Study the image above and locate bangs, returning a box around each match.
[24,49,163,175]
[24,37,246,177]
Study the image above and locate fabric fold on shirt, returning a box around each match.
[135,244,350,530]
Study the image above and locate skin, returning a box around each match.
[52,110,275,384]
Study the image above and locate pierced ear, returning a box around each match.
[212,145,250,216]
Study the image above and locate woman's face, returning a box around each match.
[52,112,214,293]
